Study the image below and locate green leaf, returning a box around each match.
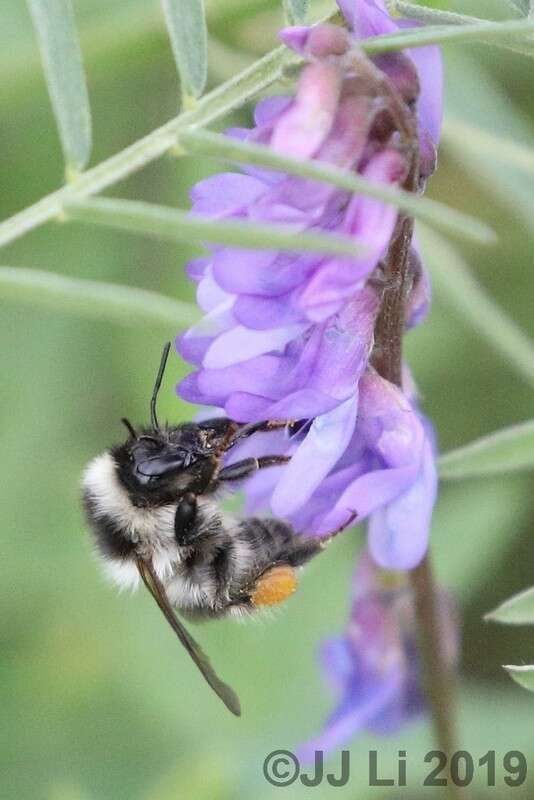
[388,1,481,26]
[486,587,534,624]
[432,478,530,602]
[6,10,531,253]
[418,226,534,389]
[364,18,534,54]
[439,421,534,480]
[504,665,534,692]
[443,119,534,175]
[179,128,496,245]
[443,52,534,230]
[0,38,300,251]
[504,0,531,14]
[387,1,534,58]
[64,197,366,258]
[161,0,208,100]
[26,0,92,173]
[283,0,310,24]
[0,266,198,329]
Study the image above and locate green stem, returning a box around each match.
[364,18,534,54]
[2,16,532,251]
[387,0,483,26]
[0,41,299,250]
[64,197,365,257]
[179,128,495,245]
[0,266,198,329]
[443,118,534,175]
[410,559,459,765]
[439,420,534,481]
[386,1,534,58]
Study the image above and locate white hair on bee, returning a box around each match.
[81,344,335,716]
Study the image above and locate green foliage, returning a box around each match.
[283,0,310,23]
[161,0,208,101]
[66,197,366,257]
[180,128,496,243]
[0,266,198,330]
[504,665,534,692]
[487,587,534,624]
[26,0,91,173]
[363,17,534,52]
[419,227,534,388]
[2,1,534,798]
[502,0,531,15]
[439,420,534,480]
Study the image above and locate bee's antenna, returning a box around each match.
[121,417,137,439]
[151,342,171,431]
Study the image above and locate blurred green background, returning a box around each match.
[1,1,534,798]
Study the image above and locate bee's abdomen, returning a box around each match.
[231,517,323,611]
[237,517,323,571]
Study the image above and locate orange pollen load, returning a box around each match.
[251,565,298,607]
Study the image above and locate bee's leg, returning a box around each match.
[244,538,325,608]
[217,455,290,483]
[174,492,198,547]
[248,564,299,607]
[320,509,358,541]
[224,419,294,450]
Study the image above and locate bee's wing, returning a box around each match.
[136,558,241,717]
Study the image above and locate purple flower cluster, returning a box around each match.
[177,0,453,752]
[299,551,458,759]
[178,0,441,572]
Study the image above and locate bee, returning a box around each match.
[82,344,351,716]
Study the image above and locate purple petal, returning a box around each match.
[272,395,358,516]
[405,36,443,144]
[278,26,310,54]
[314,461,419,535]
[190,173,266,217]
[185,257,208,283]
[262,388,342,421]
[341,0,397,38]
[213,247,320,296]
[202,323,307,369]
[253,95,292,127]
[176,372,222,406]
[271,62,343,158]
[233,293,304,329]
[196,269,233,313]
[368,429,437,569]
[298,670,401,763]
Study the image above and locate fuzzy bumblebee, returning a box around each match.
[82,345,341,716]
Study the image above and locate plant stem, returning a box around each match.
[2,15,532,251]
[410,558,458,760]
[0,266,198,328]
[179,128,495,244]
[369,52,460,792]
[375,225,461,788]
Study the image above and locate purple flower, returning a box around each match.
[298,553,458,760]
[177,24,420,402]
[335,0,443,146]
[181,287,378,420]
[241,368,438,571]
[177,2,443,572]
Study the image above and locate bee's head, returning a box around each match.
[112,422,219,504]
[110,343,225,504]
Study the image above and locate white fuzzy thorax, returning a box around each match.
[83,452,179,590]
